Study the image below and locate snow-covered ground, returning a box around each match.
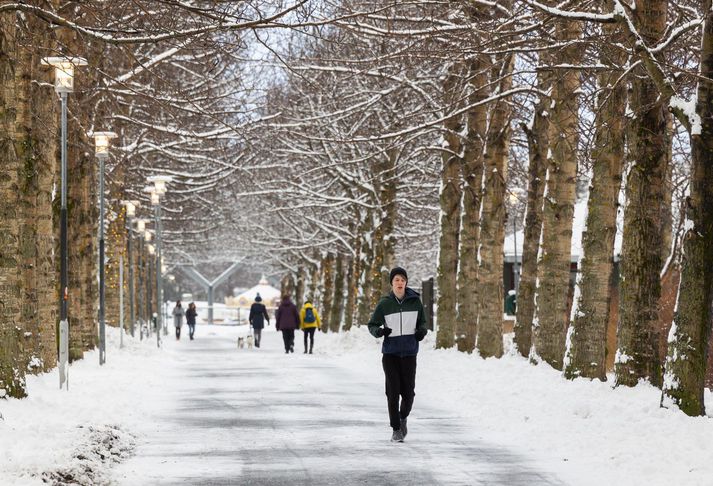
[2,324,712,485]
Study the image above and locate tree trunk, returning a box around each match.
[513,72,550,357]
[281,273,295,301]
[436,64,464,349]
[455,57,487,353]
[477,53,514,358]
[329,254,345,332]
[661,3,713,415]
[356,219,374,327]
[564,10,627,380]
[343,254,356,331]
[615,0,669,388]
[0,11,26,398]
[15,25,42,374]
[532,18,582,370]
[320,252,335,333]
[295,265,306,309]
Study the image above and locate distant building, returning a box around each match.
[225,276,281,310]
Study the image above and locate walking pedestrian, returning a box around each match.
[172,300,185,340]
[368,266,428,443]
[249,293,270,348]
[299,300,321,354]
[186,302,197,340]
[275,294,299,354]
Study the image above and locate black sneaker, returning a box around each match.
[391,429,404,442]
[400,418,408,438]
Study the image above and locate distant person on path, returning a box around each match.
[299,300,321,354]
[186,302,197,340]
[275,294,299,354]
[249,293,270,348]
[368,266,428,443]
[172,300,185,340]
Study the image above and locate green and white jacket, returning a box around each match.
[368,287,427,356]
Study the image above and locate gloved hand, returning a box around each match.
[415,329,427,342]
[376,327,392,338]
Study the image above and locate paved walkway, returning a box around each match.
[111,329,565,485]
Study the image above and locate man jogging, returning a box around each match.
[368,266,428,442]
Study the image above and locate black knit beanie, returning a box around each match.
[389,266,408,284]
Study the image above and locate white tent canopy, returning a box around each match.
[227,276,281,309]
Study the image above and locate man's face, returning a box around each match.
[392,275,407,296]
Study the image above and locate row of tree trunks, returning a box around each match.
[615,0,669,388]
[476,52,515,359]
[564,7,628,380]
[435,63,464,349]
[531,16,583,370]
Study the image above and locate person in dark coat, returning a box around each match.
[185,302,198,340]
[248,294,270,348]
[368,266,428,443]
[275,294,299,353]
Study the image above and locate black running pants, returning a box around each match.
[382,354,417,430]
[303,327,316,351]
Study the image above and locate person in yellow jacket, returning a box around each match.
[299,300,321,354]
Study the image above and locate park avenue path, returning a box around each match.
[110,327,565,486]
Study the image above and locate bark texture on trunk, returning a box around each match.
[343,254,356,331]
[295,265,306,310]
[532,18,582,370]
[329,254,345,332]
[661,3,713,415]
[0,11,26,398]
[436,65,464,349]
[564,11,627,380]
[477,53,514,358]
[513,72,550,357]
[455,58,487,353]
[615,0,668,388]
[320,252,335,333]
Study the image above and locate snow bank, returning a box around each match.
[0,328,164,485]
[321,327,713,486]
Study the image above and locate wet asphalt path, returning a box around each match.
[111,329,565,485]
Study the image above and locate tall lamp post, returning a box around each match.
[147,176,171,337]
[147,242,157,347]
[41,56,87,389]
[122,201,140,338]
[135,219,148,340]
[92,131,117,365]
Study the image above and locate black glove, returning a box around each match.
[415,329,427,342]
[376,327,392,338]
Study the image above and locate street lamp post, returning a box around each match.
[136,219,147,340]
[147,242,158,347]
[147,176,171,337]
[41,56,87,389]
[122,201,139,338]
[92,131,117,366]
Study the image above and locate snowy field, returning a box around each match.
[1,324,712,485]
